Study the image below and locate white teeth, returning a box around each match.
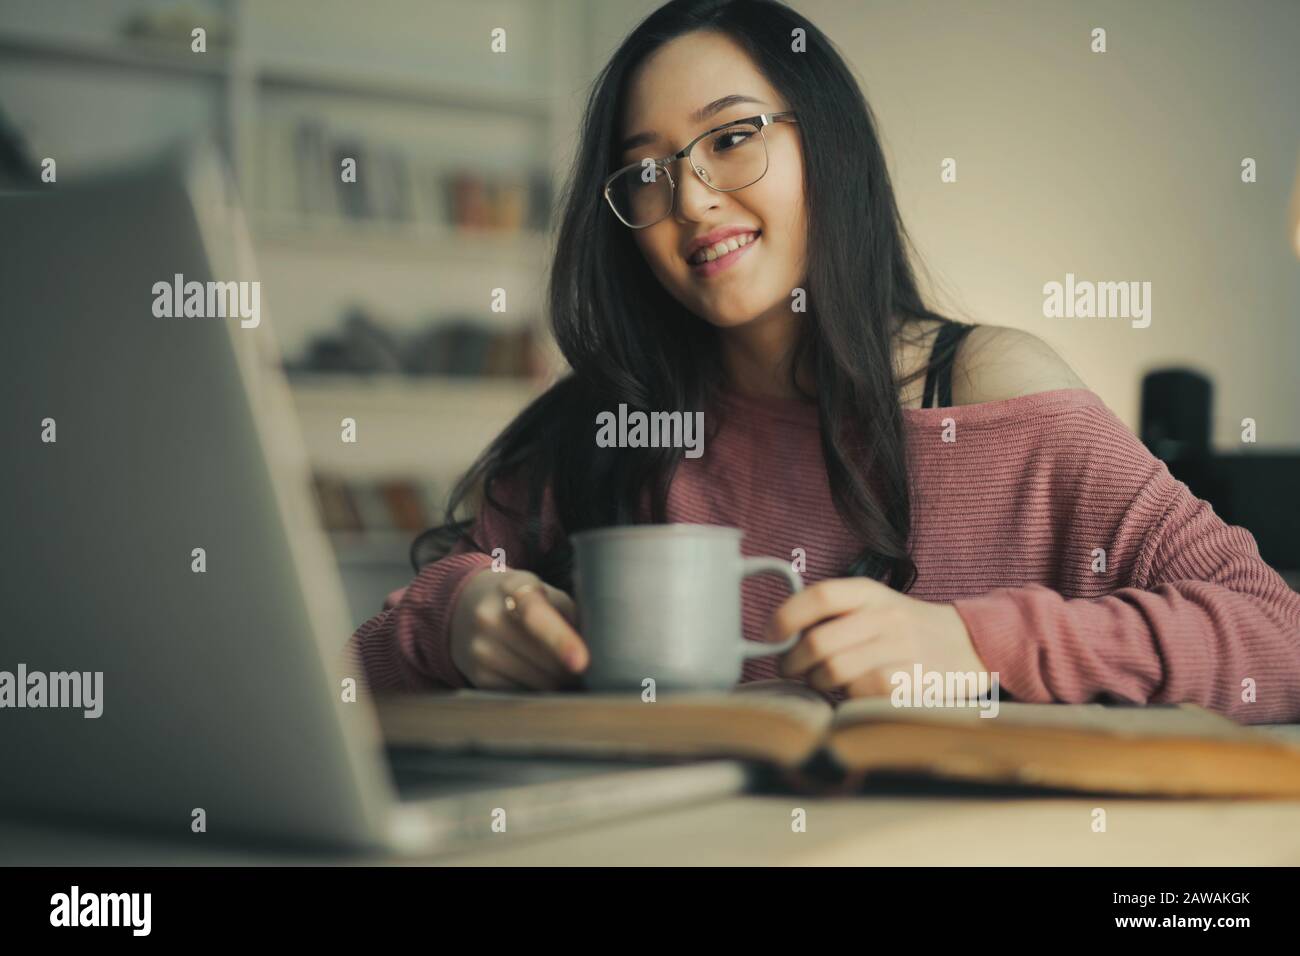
[691,231,758,264]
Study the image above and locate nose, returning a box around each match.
[672,157,720,222]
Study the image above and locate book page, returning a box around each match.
[438,678,833,726]
[831,698,1266,742]
[372,680,836,768]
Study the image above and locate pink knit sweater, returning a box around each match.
[347,387,1300,724]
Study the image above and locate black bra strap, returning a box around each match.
[921,322,974,409]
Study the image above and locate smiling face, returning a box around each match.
[617,30,807,332]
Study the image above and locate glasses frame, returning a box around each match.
[602,111,799,229]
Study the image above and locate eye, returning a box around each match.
[709,128,754,153]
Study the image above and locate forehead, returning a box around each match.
[620,31,776,146]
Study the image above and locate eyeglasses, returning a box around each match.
[602,111,798,229]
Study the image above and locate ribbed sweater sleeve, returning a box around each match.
[951,407,1300,724]
[345,474,557,693]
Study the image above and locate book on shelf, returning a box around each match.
[350,483,397,533]
[122,8,233,48]
[371,679,1300,798]
[526,169,553,232]
[446,172,488,229]
[332,137,372,220]
[293,119,338,220]
[313,473,441,539]
[396,318,538,377]
[289,312,542,378]
[372,147,414,223]
[257,116,548,236]
[443,170,546,232]
[378,480,429,532]
[483,325,536,377]
[411,157,451,229]
[312,474,362,533]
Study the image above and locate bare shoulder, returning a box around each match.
[951,324,1088,405]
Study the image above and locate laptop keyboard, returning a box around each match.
[385,747,685,799]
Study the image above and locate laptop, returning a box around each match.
[0,142,751,857]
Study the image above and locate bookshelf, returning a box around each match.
[0,31,230,79]
[0,12,572,283]
[253,210,554,263]
[288,372,545,481]
[292,370,549,607]
[0,1,587,618]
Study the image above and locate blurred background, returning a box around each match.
[1,0,1297,625]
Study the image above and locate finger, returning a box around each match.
[807,642,912,694]
[467,635,552,691]
[503,581,588,672]
[482,577,577,678]
[490,637,570,690]
[763,578,889,645]
[498,614,575,681]
[780,610,877,678]
[844,661,917,698]
[540,584,578,627]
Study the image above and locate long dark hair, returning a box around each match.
[412,0,968,593]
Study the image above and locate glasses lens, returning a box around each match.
[607,162,673,227]
[690,122,766,191]
[606,122,769,227]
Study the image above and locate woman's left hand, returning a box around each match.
[768,577,989,697]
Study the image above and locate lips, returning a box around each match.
[689,231,760,277]
[684,226,763,263]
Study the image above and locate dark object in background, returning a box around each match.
[296,307,405,374]
[290,308,540,377]
[403,318,494,376]
[0,105,40,188]
[293,119,335,218]
[527,168,553,231]
[1141,367,1230,517]
[1207,455,1300,573]
[1141,368,1299,574]
[404,319,539,377]
[1141,369,1212,461]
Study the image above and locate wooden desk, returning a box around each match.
[5,792,1300,866]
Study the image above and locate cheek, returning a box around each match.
[634,231,684,289]
[749,172,807,278]
[765,160,807,243]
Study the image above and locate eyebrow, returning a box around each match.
[618,94,769,154]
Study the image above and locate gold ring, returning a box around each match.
[502,581,542,614]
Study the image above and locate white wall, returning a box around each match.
[585,0,1300,449]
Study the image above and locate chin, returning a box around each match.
[695,308,761,330]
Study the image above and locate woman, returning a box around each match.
[348,0,1300,722]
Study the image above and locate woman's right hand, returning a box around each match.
[449,567,589,690]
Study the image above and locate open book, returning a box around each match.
[371,679,1300,797]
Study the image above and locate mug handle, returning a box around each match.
[738,556,804,659]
